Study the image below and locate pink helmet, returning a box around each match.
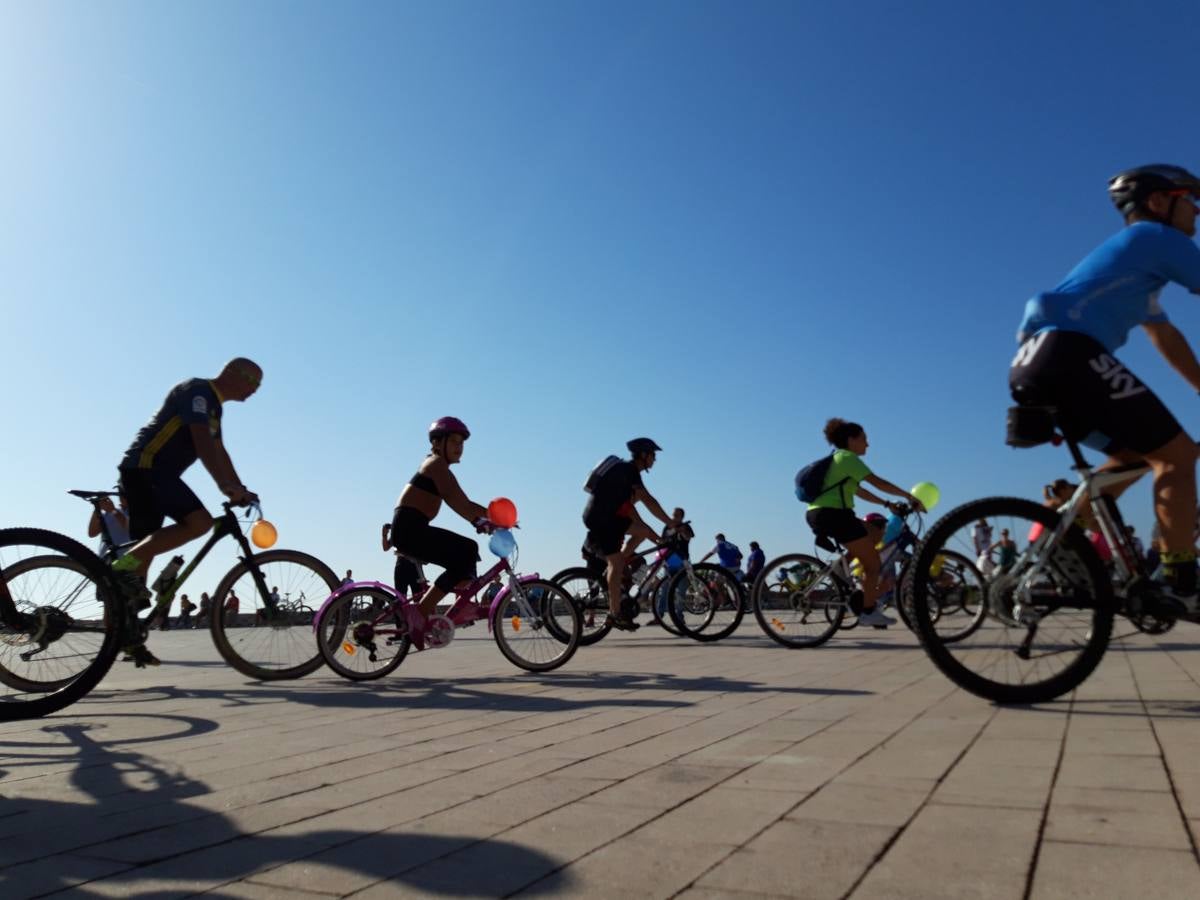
[863,512,887,526]
[428,416,470,441]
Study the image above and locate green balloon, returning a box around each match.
[911,481,940,511]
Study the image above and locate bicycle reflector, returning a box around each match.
[251,520,278,549]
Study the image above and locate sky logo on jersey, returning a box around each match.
[1088,353,1148,400]
[1011,331,1049,368]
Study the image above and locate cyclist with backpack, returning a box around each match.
[582,438,674,631]
[797,418,926,627]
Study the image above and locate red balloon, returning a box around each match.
[1027,522,1044,543]
[488,497,518,528]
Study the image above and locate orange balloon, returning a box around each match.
[488,497,518,528]
[251,519,278,549]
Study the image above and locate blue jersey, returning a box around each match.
[1017,222,1200,352]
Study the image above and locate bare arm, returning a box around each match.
[87,509,102,538]
[429,461,488,523]
[634,486,672,526]
[1144,321,1200,392]
[862,474,923,511]
[381,523,392,552]
[191,426,241,495]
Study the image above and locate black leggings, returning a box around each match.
[390,506,478,593]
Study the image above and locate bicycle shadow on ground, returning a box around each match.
[0,723,568,898]
[1015,698,1200,718]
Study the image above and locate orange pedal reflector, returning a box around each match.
[511,616,521,631]
[772,618,785,631]
[342,643,356,655]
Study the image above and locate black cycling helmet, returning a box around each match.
[1108,164,1200,216]
[626,437,662,456]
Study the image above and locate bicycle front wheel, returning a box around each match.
[0,529,122,720]
[667,563,745,642]
[550,567,613,646]
[317,587,411,681]
[909,497,1114,704]
[751,554,847,648]
[492,579,581,672]
[210,549,341,680]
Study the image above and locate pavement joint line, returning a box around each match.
[30,663,859,892]
[1019,683,1076,900]
[1124,644,1200,867]
[507,669,965,899]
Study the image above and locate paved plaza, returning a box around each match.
[2,623,1200,898]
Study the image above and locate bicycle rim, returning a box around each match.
[751,554,845,648]
[317,588,411,680]
[493,579,581,671]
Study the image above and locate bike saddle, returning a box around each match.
[814,534,840,554]
[68,489,120,501]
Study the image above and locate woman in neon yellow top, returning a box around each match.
[807,418,925,627]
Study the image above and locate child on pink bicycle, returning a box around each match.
[390,416,495,642]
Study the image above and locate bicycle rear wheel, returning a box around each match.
[317,587,411,681]
[909,497,1114,704]
[550,567,613,645]
[210,549,341,680]
[667,563,745,642]
[750,554,847,648]
[647,574,683,635]
[0,529,122,720]
[492,579,581,671]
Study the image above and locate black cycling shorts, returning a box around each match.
[118,468,206,541]
[390,506,479,593]
[1009,330,1182,455]
[393,556,425,597]
[583,515,632,557]
[806,507,868,545]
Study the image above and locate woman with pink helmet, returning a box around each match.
[390,417,493,634]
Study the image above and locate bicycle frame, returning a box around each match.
[1013,441,1148,599]
[77,492,277,622]
[313,556,544,635]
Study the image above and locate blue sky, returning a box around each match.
[4,1,1200,593]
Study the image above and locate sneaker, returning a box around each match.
[859,607,897,627]
[122,644,161,668]
[1157,587,1200,616]
[606,614,640,632]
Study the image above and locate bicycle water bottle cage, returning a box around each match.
[1006,405,1057,448]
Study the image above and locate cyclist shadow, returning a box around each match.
[0,722,567,897]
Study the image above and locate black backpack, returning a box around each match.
[794,452,846,504]
[583,455,622,493]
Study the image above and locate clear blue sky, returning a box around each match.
[5,1,1200,592]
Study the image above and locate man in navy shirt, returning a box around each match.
[112,358,262,664]
[1010,164,1200,610]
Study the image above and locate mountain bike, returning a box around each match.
[750,505,945,648]
[551,535,690,644]
[904,402,1189,704]
[0,491,340,707]
[314,525,581,679]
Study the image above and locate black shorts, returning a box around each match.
[390,506,479,593]
[118,468,206,541]
[806,507,868,545]
[583,515,632,558]
[1009,330,1182,455]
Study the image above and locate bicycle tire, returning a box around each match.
[317,587,411,681]
[647,573,683,635]
[666,563,745,642]
[909,497,1114,704]
[210,548,341,680]
[750,553,846,648]
[550,567,614,645]
[0,529,123,721]
[492,578,581,672]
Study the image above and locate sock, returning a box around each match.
[112,554,141,573]
[1161,551,1196,594]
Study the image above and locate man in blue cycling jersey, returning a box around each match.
[1010,164,1200,611]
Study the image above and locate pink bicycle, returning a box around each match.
[312,527,581,678]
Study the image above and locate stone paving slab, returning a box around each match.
[1,625,1199,898]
